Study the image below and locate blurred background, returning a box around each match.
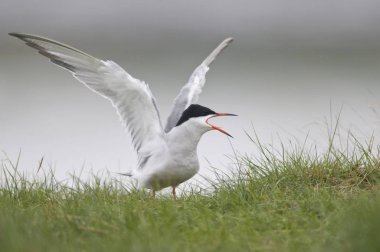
[1,0,380,184]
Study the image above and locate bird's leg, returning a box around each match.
[172,186,177,200]
[152,190,156,199]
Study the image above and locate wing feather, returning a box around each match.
[164,37,234,132]
[9,33,165,156]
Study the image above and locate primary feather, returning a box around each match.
[8,33,165,156]
[164,37,234,133]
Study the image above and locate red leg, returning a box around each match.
[172,186,177,200]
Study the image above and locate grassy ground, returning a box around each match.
[1,133,380,251]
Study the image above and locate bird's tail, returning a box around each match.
[117,172,133,177]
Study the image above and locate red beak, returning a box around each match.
[206,113,237,138]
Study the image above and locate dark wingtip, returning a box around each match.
[9,32,21,38]
[9,32,29,42]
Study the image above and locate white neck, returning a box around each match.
[166,119,210,155]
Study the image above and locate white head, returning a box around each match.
[175,104,237,137]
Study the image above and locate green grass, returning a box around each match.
[1,132,380,251]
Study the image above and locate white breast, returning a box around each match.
[134,120,207,190]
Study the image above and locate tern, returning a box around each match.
[10,33,236,199]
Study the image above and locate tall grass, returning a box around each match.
[1,128,380,251]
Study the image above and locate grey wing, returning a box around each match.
[9,33,165,154]
[164,37,234,133]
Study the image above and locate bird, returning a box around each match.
[9,33,236,199]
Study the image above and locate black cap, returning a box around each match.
[176,104,216,127]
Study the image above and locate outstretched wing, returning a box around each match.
[9,33,165,154]
[164,37,234,133]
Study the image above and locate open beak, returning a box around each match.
[206,113,237,138]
